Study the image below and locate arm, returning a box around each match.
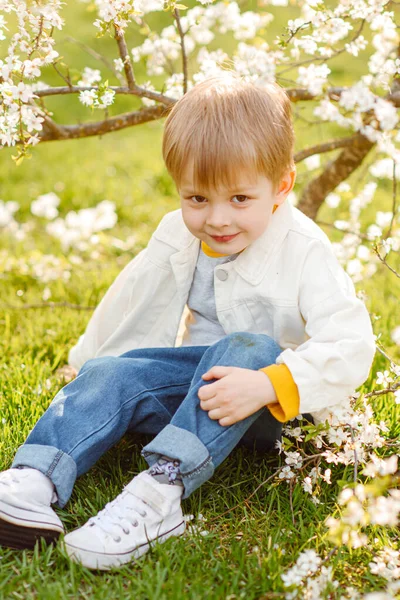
[68,248,148,371]
[266,240,376,416]
[67,209,187,372]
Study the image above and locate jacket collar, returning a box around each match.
[156,201,294,286]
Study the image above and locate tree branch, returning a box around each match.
[294,134,362,162]
[372,243,400,278]
[35,84,175,106]
[364,381,400,398]
[297,68,400,219]
[286,86,400,107]
[286,86,344,103]
[52,60,73,88]
[277,19,366,78]
[39,104,168,141]
[174,7,188,94]
[40,112,69,140]
[384,160,398,240]
[65,35,126,86]
[315,220,370,241]
[297,133,375,219]
[113,24,136,90]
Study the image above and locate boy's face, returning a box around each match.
[178,163,296,254]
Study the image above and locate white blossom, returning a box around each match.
[304,155,320,171]
[285,451,303,469]
[281,549,321,587]
[31,192,60,220]
[369,496,400,526]
[374,98,399,131]
[279,466,296,481]
[376,370,394,387]
[345,35,368,56]
[0,200,19,227]
[133,0,164,13]
[339,82,375,112]
[79,89,97,106]
[297,64,330,95]
[113,58,124,72]
[46,200,118,251]
[325,193,341,208]
[369,547,400,582]
[302,477,313,494]
[77,67,102,87]
[363,454,398,477]
[391,325,400,346]
[96,89,115,108]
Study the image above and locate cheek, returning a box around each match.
[243,211,270,237]
[181,207,204,232]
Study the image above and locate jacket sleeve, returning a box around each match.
[274,239,376,415]
[68,248,148,371]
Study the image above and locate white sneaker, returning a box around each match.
[0,467,64,549]
[62,472,185,570]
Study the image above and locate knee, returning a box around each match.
[79,356,124,382]
[221,332,282,358]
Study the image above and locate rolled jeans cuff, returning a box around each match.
[141,424,215,499]
[11,444,77,509]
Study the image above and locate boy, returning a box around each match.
[0,74,375,570]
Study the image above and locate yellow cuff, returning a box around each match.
[259,364,300,423]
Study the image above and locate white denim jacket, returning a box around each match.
[68,200,376,420]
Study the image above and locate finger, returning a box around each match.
[201,366,233,380]
[219,416,234,427]
[198,383,218,401]
[202,366,232,379]
[207,408,225,421]
[199,396,219,410]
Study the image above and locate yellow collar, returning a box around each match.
[201,204,279,258]
[201,241,232,257]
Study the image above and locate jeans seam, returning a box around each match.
[182,455,212,478]
[68,381,193,455]
[46,449,63,477]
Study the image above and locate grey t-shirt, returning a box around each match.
[181,246,239,347]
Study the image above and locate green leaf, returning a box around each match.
[11,152,25,166]
[336,479,351,489]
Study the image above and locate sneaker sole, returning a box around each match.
[0,506,64,550]
[63,520,186,570]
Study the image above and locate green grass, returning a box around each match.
[0,2,400,598]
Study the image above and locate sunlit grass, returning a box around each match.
[0,2,399,598]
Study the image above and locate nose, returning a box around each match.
[205,206,231,230]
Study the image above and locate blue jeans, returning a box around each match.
[11,333,283,508]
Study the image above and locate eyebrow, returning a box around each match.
[181,187,257,194]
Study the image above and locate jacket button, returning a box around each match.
[216,269,228,281]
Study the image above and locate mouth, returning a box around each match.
[209,233,239,243]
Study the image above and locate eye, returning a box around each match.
[232,195,249,204]
[190,195,207,204]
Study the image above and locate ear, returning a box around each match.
[275,168,296,204]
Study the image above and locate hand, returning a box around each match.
[55,364,78,382]
[198,366,278,427]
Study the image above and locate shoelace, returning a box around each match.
[87,488,149,542]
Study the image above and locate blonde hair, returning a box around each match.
[162,73,295,193]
